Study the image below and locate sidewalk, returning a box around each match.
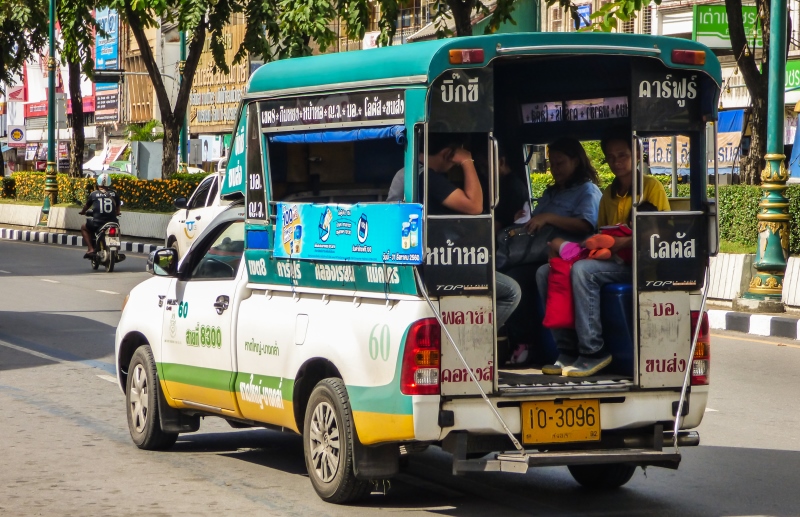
[708,308,800,340]
[0,227,163,254]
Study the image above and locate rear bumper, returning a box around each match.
[434,389,708,440]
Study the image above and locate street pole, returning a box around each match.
[744,3,790,301]
[178,31,188,174]
[38,0,58,225]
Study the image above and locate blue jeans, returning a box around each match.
[536,259,631,356]
[495,272,521,329]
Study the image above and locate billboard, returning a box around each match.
[95,8,119,123]
[692,5,762,49]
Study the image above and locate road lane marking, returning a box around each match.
[40,279,60,283]
[0,339,68,364]
[711,333,800,349]
[705,408,719,412]
[0,270,10,273]
[97,374,118,384]
[96,290,119,295]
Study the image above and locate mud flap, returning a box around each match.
[352,440,399,480]
[158,384,201,433]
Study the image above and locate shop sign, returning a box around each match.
[25,143,38,161]
[190,24,248,128]
[692,5,762,49]
[9,126,26,148]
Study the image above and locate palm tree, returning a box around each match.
[126,119,164,142]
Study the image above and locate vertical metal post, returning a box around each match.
[670,135,678,196]
[745,2,790,300]
[39,0,58,225]
[178,31,188,173]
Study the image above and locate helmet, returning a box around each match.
[97,173,112,187]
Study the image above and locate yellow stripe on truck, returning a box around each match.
[161,380,240,414]
[352,411,414,445]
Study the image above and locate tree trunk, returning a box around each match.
[162,118,179,178]
[448,0,475,36]
[725,0,770,184]
[125,7,206,178]
[67,60,85,178]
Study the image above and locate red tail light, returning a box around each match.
[690,311,710,385]
[108,227,117,236]
[672,49,706,65]
[449,49,485,65]
[400,318,441,395]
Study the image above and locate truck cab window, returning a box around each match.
[190,221,245,280]
[189,176,214,209]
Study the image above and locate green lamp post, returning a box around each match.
[744,2,790,301]
[178,30,188,174]
[38,0,58,225]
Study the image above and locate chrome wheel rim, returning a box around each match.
[309,401,340,483]
[130,363,149,433]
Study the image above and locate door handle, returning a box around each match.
[195,216,202,220]
[213,295,230,315]
[158,295,166,307]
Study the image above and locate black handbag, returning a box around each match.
[495,224,577,270]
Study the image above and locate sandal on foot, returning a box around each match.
[509,344,529,365]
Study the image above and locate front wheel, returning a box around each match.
[126,346,178,450]
[568,463,637,489]
[91,242,100,270]
[303,378,371,504]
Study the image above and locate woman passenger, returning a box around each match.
[505,138,602,364]
[535,131,670,377]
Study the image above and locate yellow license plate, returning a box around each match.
[521,399,601,444]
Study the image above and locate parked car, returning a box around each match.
[165,172,230,257]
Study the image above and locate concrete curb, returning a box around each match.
[708,309,800,340]
[0,228,163,255]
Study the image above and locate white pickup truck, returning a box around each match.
[165,171,230,257]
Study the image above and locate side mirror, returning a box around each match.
[174,197,188,210]
[147,248,179,277]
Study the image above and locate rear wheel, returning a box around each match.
[303,378,371,503]
[105,249,116,272]
[568,463,637,489]
[126,346,178,450]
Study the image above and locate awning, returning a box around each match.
[718,109,744,133]
[269,125,406,145]
[1,145,11,153]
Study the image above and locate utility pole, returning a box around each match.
[178,31,188,173]
[744,2,790,302]
[38,0,58,225]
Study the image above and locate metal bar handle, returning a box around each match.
[489,135,500,209]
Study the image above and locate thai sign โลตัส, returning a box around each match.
[274,203,424,265]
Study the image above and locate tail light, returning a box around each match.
[400,318,441,395]
[108,227,117,236]
[672,49,706,65]
[449,49,485,65]
[690,311,710,385]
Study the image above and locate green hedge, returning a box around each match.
[2,171,207,212]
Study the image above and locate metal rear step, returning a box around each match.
[498,367,634,395]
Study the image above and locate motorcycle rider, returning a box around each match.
[79,173,123,260]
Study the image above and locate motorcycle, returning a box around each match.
[85,211,124,272]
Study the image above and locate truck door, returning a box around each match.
[160,219,245,412]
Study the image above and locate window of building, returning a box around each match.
[642,5,652,35]
[551,6,563,32]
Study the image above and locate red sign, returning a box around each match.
[7,85,25,102]
[25,101,48,118]
[67,96,96,114]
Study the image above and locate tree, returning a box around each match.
[428,0,517,38]
[58,0,102,178]
[547,0,774,185]
[126,120,164,142]
[104,0,400,179]
[0,0,48,176]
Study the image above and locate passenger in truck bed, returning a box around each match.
[387,135,521,329]
[503,138,602,365]
[536,131,670,378]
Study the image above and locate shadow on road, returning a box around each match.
[0,311,117,373]
[156,426,800,516]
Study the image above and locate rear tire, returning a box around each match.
[126,346,178,450]
[568,463,637,489]
[106,250,116,272]
[303,378,371,504]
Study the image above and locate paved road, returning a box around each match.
[1,239,799,516]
